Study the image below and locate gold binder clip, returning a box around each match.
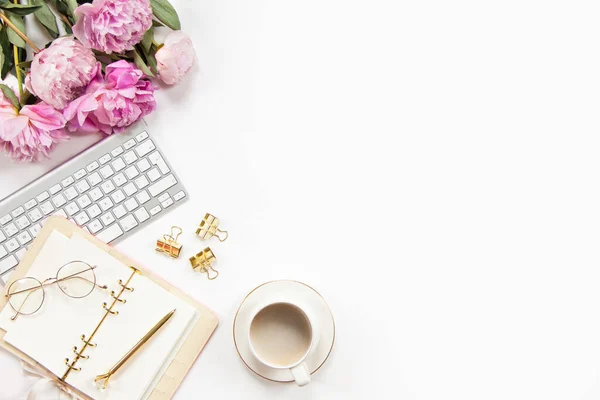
[156,226,183,258]
[189,248,219,280]
[196,213,228,242]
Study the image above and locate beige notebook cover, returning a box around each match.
[0,216,219,400]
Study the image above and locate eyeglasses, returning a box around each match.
[5,261,107,321]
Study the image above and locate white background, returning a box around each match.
[1,0,600,399]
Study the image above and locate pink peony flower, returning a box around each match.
[27,37,97,110]
[0,91,68,162]
[73,0,152,54]
[63,61,157,134]
[155,31,196,85]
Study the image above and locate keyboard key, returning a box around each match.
[149,152,170,174]
[134,175,149,189]
[99,197,114,211]
[88,172,102,186]
[161,198,174,208]
[113,173,127,187]
[97,223,123,243]
[173,191,186,201]
[0,214,11,224]
[87,204,101,219]
[112,157,126,172]
[136,158,151,172]
[76,180,91,193]
[28,208,43,223]
[53,209,68,218]
[0,230,5,243]
[36,191,50,202]
[29,223,41,237]
[87,219,103,234]
[149,205,161,215]
[52,194,67,208]
[64,186,78,201]
[101,180,116,194]
[147,168,161,182]
[16,216,30,229]
[100,212,116,226]
[24,199,37,210]
[123,151,137,164]
[65,202,80,216]
[124,139,136,150]
[136,190,150,204]
[136,131,149,142]
[17,231,32,246]
[158,193,170,203]
[86,161,99,172]
[124,166,139,179]
[148,174,177,197]
[123,182,137,196]
[74,211,90,226]
[134,207,150,223]
[0,244,6,259]
[77,194,92,209]
[61,176,74,187]
[124,198,138,212]
[15,248,27,261]
[74,169,87,180]
[100,165,114,179]
[111,146,124,157]
[40,202,54,215]
[111,190,126,204]
[12,206,25,218]
[99,153,111,164]
[49,184,61,195]
[119,214,138,232]
[4,223,18,237]
[82,226,90,233]
[135,139,155,157]
[0,255,18,273]
[5,238,19,252]
[89,187,103,201]
[113,205,127,219]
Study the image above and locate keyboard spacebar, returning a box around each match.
[0,255,18,274]
[96,224,124,243]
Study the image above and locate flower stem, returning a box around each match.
[13,45,21,96]
[0,12,40,53]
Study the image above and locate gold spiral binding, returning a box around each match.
[73,346,89,359]
[103,302,119,315]
[81,334,96,347]
[61,267,139,382]
[118,279,134,292]
[110,290,127,303]
[64,358,81,372]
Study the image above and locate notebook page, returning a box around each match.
[0,230,197,400]
[0,230,123,383]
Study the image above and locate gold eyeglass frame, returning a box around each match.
[4,260,108,321]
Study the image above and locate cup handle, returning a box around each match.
[290,362,311,387]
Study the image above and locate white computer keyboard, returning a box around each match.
[0,122,188,284]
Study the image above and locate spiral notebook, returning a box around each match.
[0,217,218,400]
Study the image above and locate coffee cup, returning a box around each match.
[248,301,319,386]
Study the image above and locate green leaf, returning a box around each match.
[152,19,164,27]
[30,0,59,39]
[5,12,25,48]
[133,48,154,77]
[141,28,153,53]
[0,3,41,16]
[17,59,30,69]
[150,0,180,30]
[18,89,30,106]
[0,25,12,79]
[0,83,19,109]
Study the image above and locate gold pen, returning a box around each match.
[94,309,176,389]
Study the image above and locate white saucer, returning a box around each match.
[233,280,335,383]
